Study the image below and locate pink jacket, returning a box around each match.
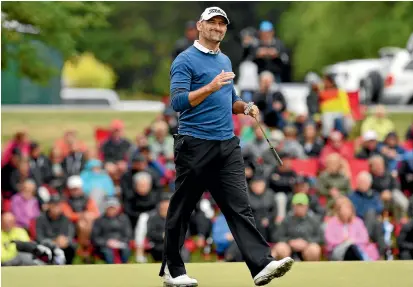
[1,141,30,167]
[324,216,379,260]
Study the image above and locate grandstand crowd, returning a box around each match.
[2,20,413,266]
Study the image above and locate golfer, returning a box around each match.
[160,7,294,287]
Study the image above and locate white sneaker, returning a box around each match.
[253,257,294,286]
[163,266,198,287]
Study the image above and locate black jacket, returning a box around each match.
[30,155,52,185]
[147,211,166,249]
[306,89,319,116]
[36,212,75,243]
[62,152,85,177]
[9,170,39,195]
[248,189,277,241]
[253,90,287,114]
[122,175,159,218]
[248,189,277,223]
[299,138,324,158]
[121,169,162,202]
[268,167,297,194]
[101,137,131,163]
[252,38,289,77]
[91,213,132,248]
[273,213,322,244]
[355,147,381,159]
[371,172,398,193]
[172,38,192,60]
[1,162,18,198]
[399,159,413,192]
[397,220,413,252]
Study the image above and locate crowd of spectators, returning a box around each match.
[2,102,413,266]
[2,19,413,267]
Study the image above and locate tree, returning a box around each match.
[1,2,110,84]
[77,2,203,95]
[62,52,116,89]
[278,2,413,80]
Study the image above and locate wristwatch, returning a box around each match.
[244,102,254,115]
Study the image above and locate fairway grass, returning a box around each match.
[2,262,413,287]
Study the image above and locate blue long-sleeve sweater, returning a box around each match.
[170,44,243,140]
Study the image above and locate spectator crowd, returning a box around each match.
[2,19,413,267]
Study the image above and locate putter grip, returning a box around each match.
[270,147,283,166]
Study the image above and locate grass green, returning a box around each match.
[2,261,413,287]
[1,111,159,152]
[1,110,412,153]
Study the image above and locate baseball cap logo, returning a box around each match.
[208,8,224,16]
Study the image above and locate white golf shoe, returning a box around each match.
[253,257,294,286]
[163,266,198,287]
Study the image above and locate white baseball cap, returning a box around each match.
[363,130,378,141]
[67,175,83,189]
[200,7,230,24]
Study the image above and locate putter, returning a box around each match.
[254,117,283,166]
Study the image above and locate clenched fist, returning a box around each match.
[207,70,235,92]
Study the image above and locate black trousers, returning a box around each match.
[159,135,273,278]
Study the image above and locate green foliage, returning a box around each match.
[1,2,110,84]
[78,2,202,95]
[62,52,116,89]
[279,2,413,80]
